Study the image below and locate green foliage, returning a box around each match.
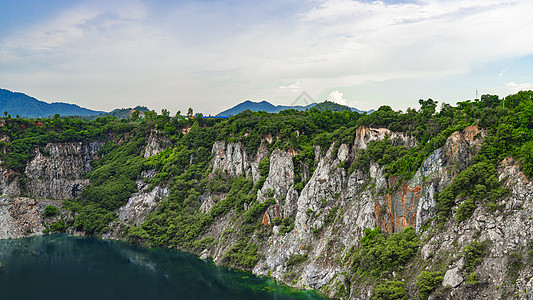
[371,281,408,300]
[242,200,270,224]
[286,253,308,267]
[436,160,508,222]
[416,271,443,300]
[191,237,216,252]
[279,217,295,234]
[312,101,352,112]
[324,206,338,227]
[456,198,476,222]
[44,205,59,217]
[351,227,419,277]
[461,240,488,273]
[72,203,116,235]
[49,220,65,232]
[82,137,145,210]
[126,226,150,244]
[464,272,479,285]
[222,241,259,270]
[259,157,270,177]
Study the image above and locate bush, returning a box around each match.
[351,227,419,277]
[49,220,65,232]
[286,253,308,267]
[456,198,476,222]
[222,241,259,269]
[462,241,488,272]
[416,271,443,300]
[371,281,407,300]
[259,157,270,177]
[324,206,338,226]
[279,217,294,234]
[73,203,116,235]
[44,205,59,217]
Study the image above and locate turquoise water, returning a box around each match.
[0,234,324,300]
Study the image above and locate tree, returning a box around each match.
[419,98,438,118]
[187,108,194,118]
[480,94,500,108]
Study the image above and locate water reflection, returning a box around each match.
[0,235,324,300]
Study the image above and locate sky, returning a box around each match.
[1,0,533,115]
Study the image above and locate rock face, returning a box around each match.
[0,197,59,239]
[2,124,532,300]
[118,185,169,226]
[211,141,250,178]
[24,142,102,199]
[202,125,533,299]
[0,165,21,196]
[144,132,171,158]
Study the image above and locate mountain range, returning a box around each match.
[216,100,371,116]
[0,88,104,118]
[0,87,372,119]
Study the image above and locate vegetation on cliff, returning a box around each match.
[1,90,533,299]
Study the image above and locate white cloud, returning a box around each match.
[279,81,301,93]
[1,0,533,114]
[326,90,348,106]
[506,82,533,94]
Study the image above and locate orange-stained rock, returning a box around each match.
[376,182,422,233]
[262,211,270,226]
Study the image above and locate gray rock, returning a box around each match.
[443,267,463,288]
[200,249,209,260]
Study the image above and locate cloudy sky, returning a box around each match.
[1,0,533,115]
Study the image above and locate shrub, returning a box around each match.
[507,252,523,283]
[286,253,308,267]
[259,157,270,177]
[462,240,488,273]
[351,227,419,277]
[222,241,259,269]
[416,271,443,300]
[279,217,294,234]
[73,204,116,235]
[49,220,65,232]
[324,206,338,226]
[456,198,476,222]
[371,281,407,300]
[44,205,59,217]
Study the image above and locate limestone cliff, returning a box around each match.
[25,142,102,199]
[195,125,532,299]
[1,124,532,300]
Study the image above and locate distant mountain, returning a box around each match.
[0,88,104,118]
[217,100,370,116]
[102,106,150,119]
[312,101,353,112]
[216,100,314,116]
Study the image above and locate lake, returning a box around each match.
[0,234,324,300]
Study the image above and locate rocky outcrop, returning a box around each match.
[416,156,533,299]
[0,165,21,196]
[117,185,169,226]
[353,126,417,152]
[0,197,59,239]
[24,142,102,199]
[211,141,250,178]
[144,132,171,158]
